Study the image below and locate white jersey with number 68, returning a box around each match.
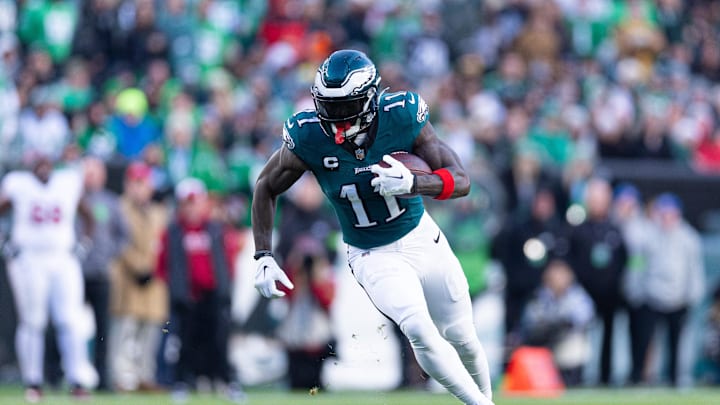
[1,168,83,252]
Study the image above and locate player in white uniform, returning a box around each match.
[0,156,97,402]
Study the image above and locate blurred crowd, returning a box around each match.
[0,0,719,396]
[4,0,720,191]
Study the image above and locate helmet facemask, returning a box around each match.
[313,86,378,144]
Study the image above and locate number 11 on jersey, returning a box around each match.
[339,184,405,228]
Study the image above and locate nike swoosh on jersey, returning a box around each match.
[286,120,295,128]
[387,174,404,179]
[433,230,441,243]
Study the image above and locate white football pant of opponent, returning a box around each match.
[1,166,97,389]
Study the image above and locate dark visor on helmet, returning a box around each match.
[314,95,367,122]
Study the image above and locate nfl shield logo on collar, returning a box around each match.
[355,148,365,160]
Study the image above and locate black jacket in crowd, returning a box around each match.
[569,218,628,311]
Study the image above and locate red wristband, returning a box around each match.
[433,168,455,200]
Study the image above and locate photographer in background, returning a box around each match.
[521,259,595,386]
[275,235,336,390]
[274,174,338,389]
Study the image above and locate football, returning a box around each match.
[379,151,432,175]
[378,151,432,198]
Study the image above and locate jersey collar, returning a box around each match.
[338,118,378,161]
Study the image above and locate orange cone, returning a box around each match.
[502,346,565,397]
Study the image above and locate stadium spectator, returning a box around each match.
[405,7,450,84]
[513,3,563,81]
[634,193,705,386]
[17,86,70,163]
[18,0,78,65]
[590,80,637,159]
[74,101,115,161]
[71,0,123,82]
[156,178,245,402]
[275,235,335,390]
[140,59,179,117]
[0,33,20,172]
[494,185,570,349]
[190,112,232,195]
[80,157,128,392]
[107,88,160,160]
[276,174,339,265]
[521,259,595,386]
[611,182,653,385]
[693,128,720,173]
[0,0,16,35]
[569,177,628,385]
[156,0,196,84]
[500,145,560,221]
[163,111,195,186]
[118,0,168,73]
[613,0,666,74]
[635,107,674,160]
[274,174,338,389]
[188,0,241,87]
[56,59,93,114]
[110,162,168,392]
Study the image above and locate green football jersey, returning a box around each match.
[283,90,430,249]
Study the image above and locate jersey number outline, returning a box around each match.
[383,91,407,112]
[30,204,62,224]
[339,184,405,228]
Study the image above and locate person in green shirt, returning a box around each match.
[189,112,231,195]
[18,0,78,64]
[57,59,93,113]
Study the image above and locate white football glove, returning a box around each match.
[254,256,294,298]
[370,155,415,196]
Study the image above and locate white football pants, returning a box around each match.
[348,212,493,405]
[7,250,97,388]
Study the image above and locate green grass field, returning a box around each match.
[0,387,718,405]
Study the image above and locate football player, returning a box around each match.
[252,50,494,405]
[0,155,97,402]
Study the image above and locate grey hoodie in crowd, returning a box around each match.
[643,221,705,312]
[79,189,129,279]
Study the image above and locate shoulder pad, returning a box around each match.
[379,91,429,125]
[283,109,321,151]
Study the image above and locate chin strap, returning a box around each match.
[334,122,352,144]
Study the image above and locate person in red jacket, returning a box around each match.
[156,178,245,402]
